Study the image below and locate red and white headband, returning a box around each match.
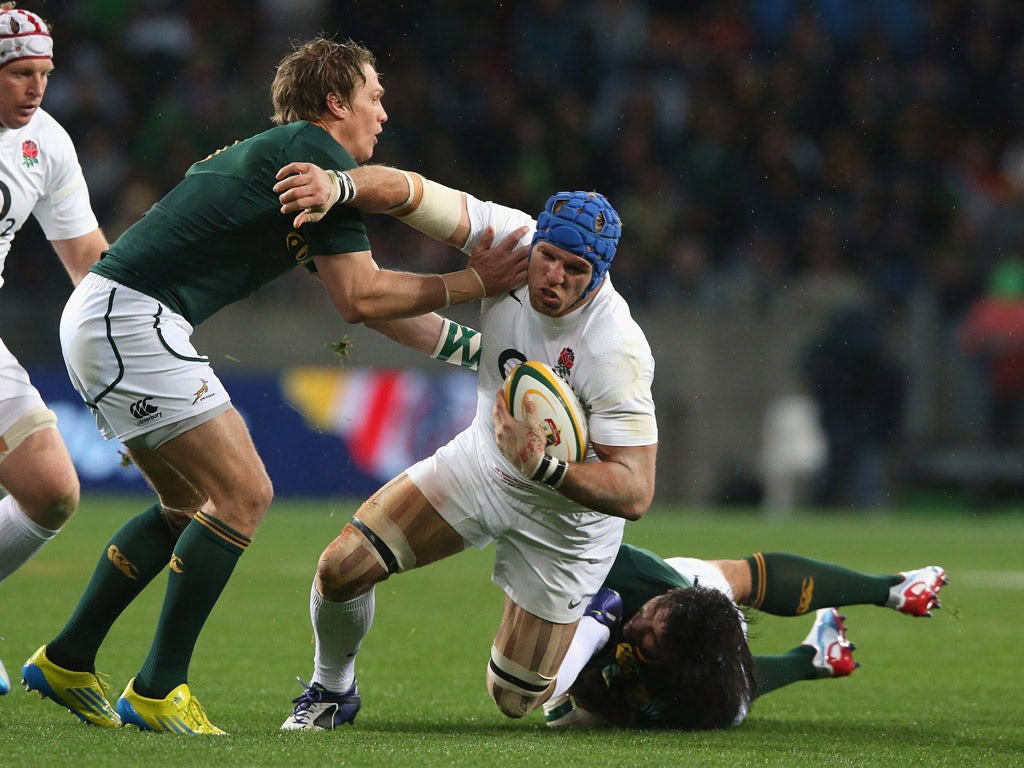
[0,7,51,69]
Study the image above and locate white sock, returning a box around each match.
[0,495,57,584]
[550,616,610,699]
[310,581,375,693]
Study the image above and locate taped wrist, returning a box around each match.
[531,453,568,488]
[431,317,481,370]
[326,169,356,205]
[440,267,487,306]
[302,170,355,223]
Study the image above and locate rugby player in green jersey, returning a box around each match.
[543,544,947,729]
[21,36,525,734]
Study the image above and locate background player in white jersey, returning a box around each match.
[274,165,658,729]
[0,4,108,694]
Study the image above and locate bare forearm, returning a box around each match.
[343,165,416,213]
[332,267,480,323]
[555,446,657,521]
[364,314,445,356]
[276,162,471,246]
[52,228,108,286]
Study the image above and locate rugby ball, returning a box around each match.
[503,361,588,462]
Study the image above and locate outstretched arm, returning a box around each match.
[275,162,471,246]
[279,163,528,314]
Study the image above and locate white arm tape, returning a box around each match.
[393,173,463,242]
[430,317,481,371]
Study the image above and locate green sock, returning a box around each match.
[134,511,249,699]
[753,646,817,696]
[745,552,900,615]
[48,504,176,671]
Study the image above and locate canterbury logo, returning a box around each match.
[192,379,209,405]
[107,545,140,580]
[796,577,815,615]
[169,555,184,573]
[129,397,158,420]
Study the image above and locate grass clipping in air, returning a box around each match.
[327,336,352,365]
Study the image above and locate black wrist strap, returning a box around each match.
[333,170,356,203]
[531,454,568,488]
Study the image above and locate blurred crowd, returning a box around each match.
[10,0,1024,324]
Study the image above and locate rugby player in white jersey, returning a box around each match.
[0,4,108,694]
[274,165,658,729]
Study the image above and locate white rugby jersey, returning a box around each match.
[463,194,658,464]
[0,107,98,291]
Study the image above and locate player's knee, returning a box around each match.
[316,523,388,601]
[34,486,79,531]
[485,646,555,719]
[218,472,274,531]
[18,473,80,531]
[248,473,274,513]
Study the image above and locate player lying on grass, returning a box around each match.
[541,543,948,729]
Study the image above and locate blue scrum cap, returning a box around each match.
[532,191,622,296]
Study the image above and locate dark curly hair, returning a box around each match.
[643,586,758,729]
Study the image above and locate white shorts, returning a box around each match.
[59,273,232,447]
[407,423,625,624]
[663,557,735,600]
[664,556,748,638]
[0,336,47,435]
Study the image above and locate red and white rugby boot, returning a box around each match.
[887,566,948,617]
[803,608,858,678]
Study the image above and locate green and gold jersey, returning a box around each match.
[93,121,370,324]
[605,544,694,618]
[594,545,697,728]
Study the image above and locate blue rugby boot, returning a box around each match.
[281,678,361,730]
[0,652,9,695]
[802,608,858,678]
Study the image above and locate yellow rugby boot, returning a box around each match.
[21,645,121,727]
[116,677,226,734]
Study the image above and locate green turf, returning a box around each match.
[1,496,1021,767]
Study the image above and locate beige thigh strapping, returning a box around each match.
[0,407,57,462]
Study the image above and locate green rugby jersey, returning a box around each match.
[605,544,694,619]
[93,121,370,324]
[597,544,698,728]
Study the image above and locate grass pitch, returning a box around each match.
[0,495,1021,767]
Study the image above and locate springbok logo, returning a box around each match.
[169,555,184,573]
[192,379,209,405]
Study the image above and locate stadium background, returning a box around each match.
[4,0,1024,508]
